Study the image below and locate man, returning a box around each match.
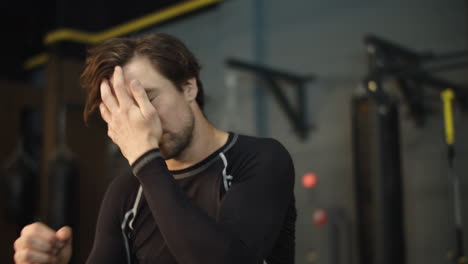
[13,33,296,264]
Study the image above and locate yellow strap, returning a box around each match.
[24,53,49,70]
[44,0,221,45]
[441,89,455,145]
[24,0,221,69]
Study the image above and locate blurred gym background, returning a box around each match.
[1,0,467,263]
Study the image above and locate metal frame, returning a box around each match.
[364,34,468,126]
[226,58,315,139]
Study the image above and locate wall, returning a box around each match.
[143,0,468,263]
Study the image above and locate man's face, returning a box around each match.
[120,55,195,159]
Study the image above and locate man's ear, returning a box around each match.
[183,77,198,102]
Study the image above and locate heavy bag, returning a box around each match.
[47,152,79,230]
[3,144,38,230]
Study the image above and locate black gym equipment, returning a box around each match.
[363,34,468,126]
[353,34,468,264]
[352,91,405,264]
[47,104,79,231]
[440,89,465,264]
[226,58,316,139]
[2,108,41,233]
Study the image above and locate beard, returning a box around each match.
[158,110,195,160]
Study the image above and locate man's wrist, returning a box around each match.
[127,138,159,164]
[128,145,158,165]
[131,149,163,176]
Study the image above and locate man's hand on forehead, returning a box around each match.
[107,67,136,103]
[99,66,162,165]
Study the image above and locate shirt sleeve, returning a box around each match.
[132,139,295,264]
[85,175,131,264]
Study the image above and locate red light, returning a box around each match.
[302,173,318,188]
[313,208,328,227]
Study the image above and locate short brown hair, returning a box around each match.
[81,33,204,124]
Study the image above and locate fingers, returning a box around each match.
[20,223,57,247]
[14,223,61,264]
[100,102,117,142]
[99,103,111,124]
[56,226,72,243]
[14,249,57,263]
[15,235,54,253]
[112,66,132,106]
[100,79,119,112]
[54,226,73,256]
[130,80,156,118]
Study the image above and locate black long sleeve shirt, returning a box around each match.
[86,133,296,264]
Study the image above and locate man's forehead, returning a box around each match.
[122,56,157,79]
[106,57,164,88]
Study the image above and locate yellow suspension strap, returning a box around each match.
[441,89,465,264]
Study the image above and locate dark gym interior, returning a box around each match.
[1,1,467,263]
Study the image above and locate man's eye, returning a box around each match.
[146,91,159,100]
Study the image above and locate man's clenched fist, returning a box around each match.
[14,222,72,264]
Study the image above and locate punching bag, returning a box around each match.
[2,108,41,232]
[47,105,79,231]
[3,141,38,230]
[352,93,406,264]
